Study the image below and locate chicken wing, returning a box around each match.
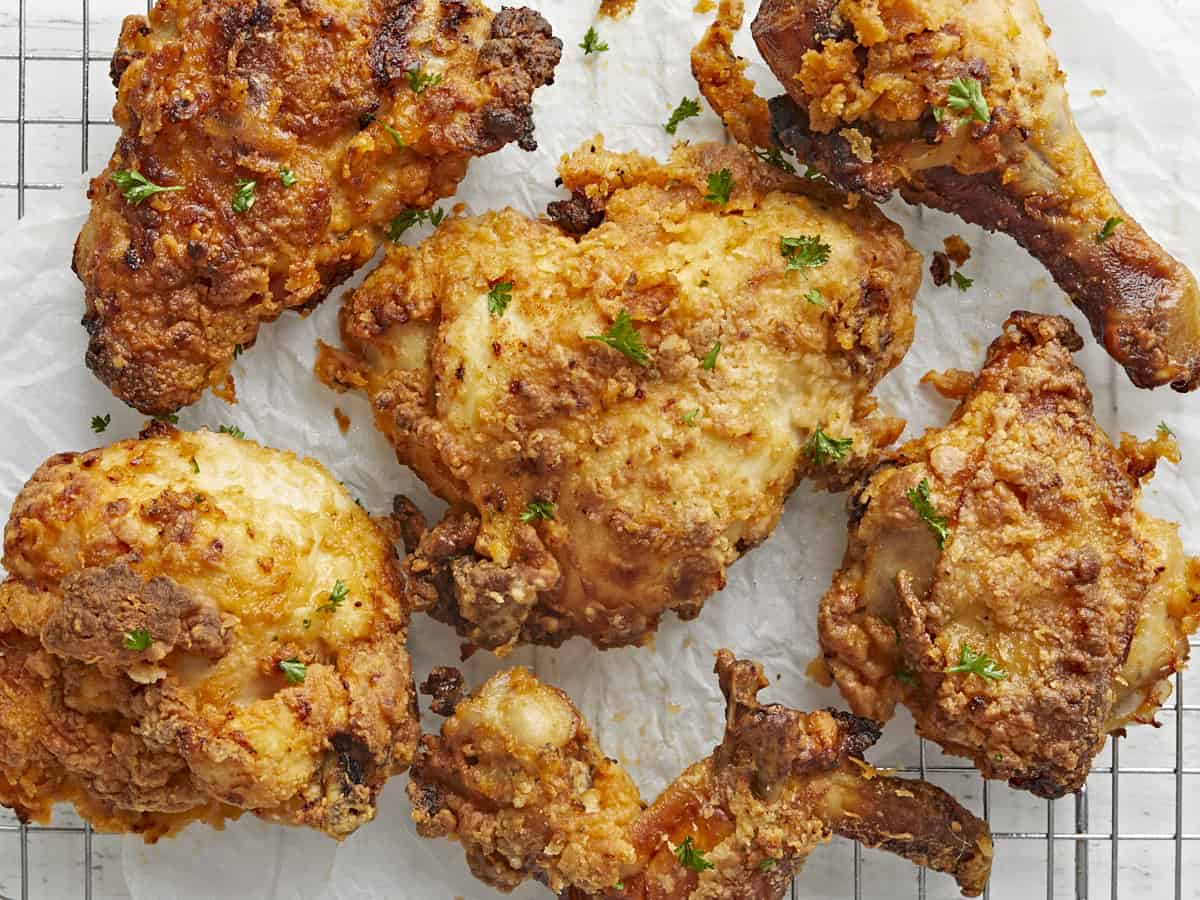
[747,0,1200,391]
[820,312,1200,798]
[408,651,993,898]
[75,0,561,416]
[0,425,418,840]
[317,137,920,653]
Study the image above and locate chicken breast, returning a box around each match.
[409,652,993,898]
[0,425,418,840]
[750,0,1200,391]
[75,0,561,415]
[318,137,920,653]
[820,312,1200,798]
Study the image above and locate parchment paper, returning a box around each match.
[2,1,1200,898]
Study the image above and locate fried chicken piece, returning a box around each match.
[409,652,993,898]
[749,0,1200,391]
[820,312,1200,798]
[318,137,920,653]
[75,0,561,416]
[0,426,418,840]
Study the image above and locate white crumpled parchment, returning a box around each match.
[2,1,1200,898]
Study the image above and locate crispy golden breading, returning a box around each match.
[747,0,1200,391]
[0,426,418,840]
[75,0,561,415]
[820,313,1200,798]
[409,652,993,898]
[318,138,920,653]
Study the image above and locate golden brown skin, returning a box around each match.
[820,312,1200,798]
[318,138,920,653]
[0,426,418,840]
[409,652,993,898]
[75,0,562,415]
[748,0,1200,392]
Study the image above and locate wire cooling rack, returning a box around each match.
[0,1,1197,898]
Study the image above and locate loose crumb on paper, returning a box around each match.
[333,406,351,433]
[1091,88,1107,97]
[599,0,635,18]
[695,0,715,11]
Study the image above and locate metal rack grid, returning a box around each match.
[0,1,1195,898]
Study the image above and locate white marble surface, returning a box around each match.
[0,1,1199,899]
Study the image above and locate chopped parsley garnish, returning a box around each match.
[804,288,827,307]
[232,178,257,213]
[664,97,701,135]
[521,500,555,522]
[382,123,406,150]
[907,478,949,548]
[111,169,183,206]
[896,666,918,686]
[587,309,650,366]
[406,66,443,94]
[317,579,349,614]
[932,105,947,124]
[681,409,700,426]
[154,413,180,424]
[781,235,831,272]
[951,271,973,291]
[279,167,298,187]
[704,169,734,206]
[279,658,307,684]
[946,644,1007,681]
[487,282,514,317]
[580,26,609,55]
[701,341,721,371]
[803,166,826,181]
[757,858,778,872]
[218,424,245,439]
[233,344,244,359]
[1096,216,1124,243]
[90,413,111,433]
[190,457,200,474]
[947,77,990,123]
[123,629,153,652]
[386,207,445,242]
[755,147,795,174]
[804,425,852,465]
[1159,421,1175,438]
[675,837,714,873]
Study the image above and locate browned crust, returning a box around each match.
[75,0,561,415]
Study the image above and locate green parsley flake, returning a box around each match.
[701,341,721,371]
[91,413,111,434]
[946,644,1007,681]
[190,457,200,474]
[123,629,153,652]
[947,77,990,123]
[682,409,700,426]
[757,858,778,872]
[232,178,257,213]
[755,147,795,174]
[580,26,609,55]
[406,66,443,94]
[804,288,827,307]
[154,413,180,425]
[218,424,245,439]
[675,837,715,873]
[907,478,949,548]
[233,344,245,359]
[487,282,514,317]
[1159,421,1175,438]
[803,166,827,181]
[318,579,349,614]
[804,425,852,465]
[386,207,445,242]
[111,169,183,206]
[896,666,918,686]
[1096,216,1124,243]
[704,169,734,205]
[951,271,973,291]
[382,123,406,150]
[279,167,298,187]
[664,97,702,135]
[587,309,650,366]
[279,658,307,684]
[521,500,555,522]
[932,105,947,124]
[781,235,832,272]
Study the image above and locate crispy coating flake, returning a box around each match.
[748,0,1200,391]
[75,0,561,415]
[318,137,920,653]
[409,652,993,898]
[0,428,418,840]
[820,312,1200,798]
